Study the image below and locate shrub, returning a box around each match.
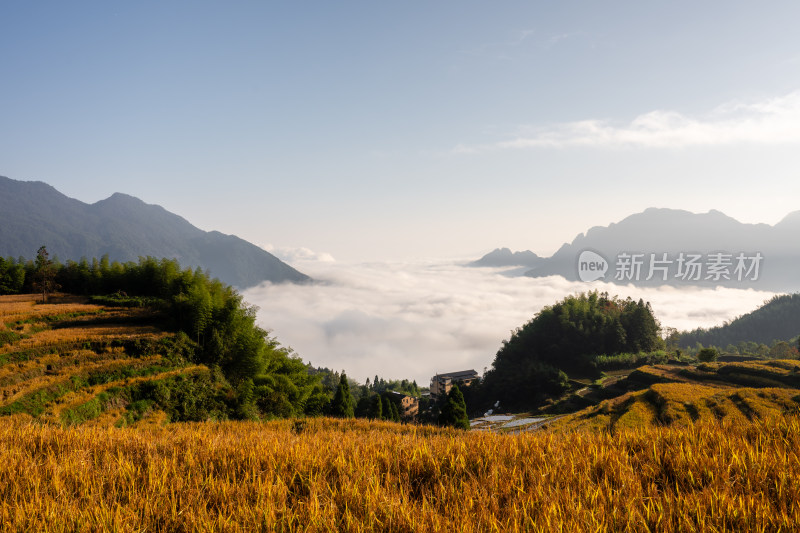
[698,348,719,363]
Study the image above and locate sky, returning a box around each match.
[3,2,800,262]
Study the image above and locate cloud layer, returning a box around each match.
[259,244,336,263]
[243,259,775,385]
[456,91,800,152]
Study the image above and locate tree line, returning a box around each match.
[678,293,800,349]
[324,373,468,429]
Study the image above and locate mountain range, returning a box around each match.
[471,208,800,292]
[468,248,542,268]
[0,176,310,289]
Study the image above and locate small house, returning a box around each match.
[386,390,420,420]
[429,369,479,399]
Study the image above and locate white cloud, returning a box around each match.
[243,260,775,385]
[457,91,800,152]
[259,244,336,263]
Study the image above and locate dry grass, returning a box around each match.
[555,379,800,433]
[0,415,795,531]
[0,348,127,386]
[0,295,103,324]
[0,355,164,408]
[2,325,164,353]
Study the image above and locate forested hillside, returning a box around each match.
[679,293,800,349]
[479,292,664,411]
[0,250,328,423]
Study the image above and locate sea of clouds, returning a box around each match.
[243,257,776,385]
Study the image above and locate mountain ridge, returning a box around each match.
[468,247,542,268]
[471,208,800,292]
[0,175,310,288]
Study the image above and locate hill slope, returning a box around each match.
[551,360,800,432]
[0,294,208,426]
[0,176,310,289]
[678,293,800,348]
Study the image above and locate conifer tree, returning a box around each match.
[369,394,382,420]
[381,395,392,421]
[438,384,469,430]
[389,400,400,422]
[32,246,59,302]
[330,374,354,418]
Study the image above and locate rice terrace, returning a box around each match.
[0,287,799,531]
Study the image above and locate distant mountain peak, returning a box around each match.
[0,176,310,288]
[101,192,145,204]
[92,192,154,212]
[469,248,541,268]
[471,207,800,292]
[777,210,800,227]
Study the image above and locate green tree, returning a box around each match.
[32,246,60,302]
[354,396,370,418]
[620,299,663,353]
[369,394,383,420]
[0,258,25,294]
[769,341,797,359]
[330,374,354,418]
[235,378,257,420]
[303,389,330,416]
[380,395,392,421]
[697,347,718,362]
[438,384,469,430]
[381,394,400,422]
[186,274,212,345]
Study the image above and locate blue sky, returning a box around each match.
[3,2,800,261]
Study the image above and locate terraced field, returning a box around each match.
[553,360,800,431]
[0,294,204,427]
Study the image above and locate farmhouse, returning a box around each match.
[386,391,419,420]
[429,369,479,399]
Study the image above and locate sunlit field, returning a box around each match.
[0,416,797,532]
